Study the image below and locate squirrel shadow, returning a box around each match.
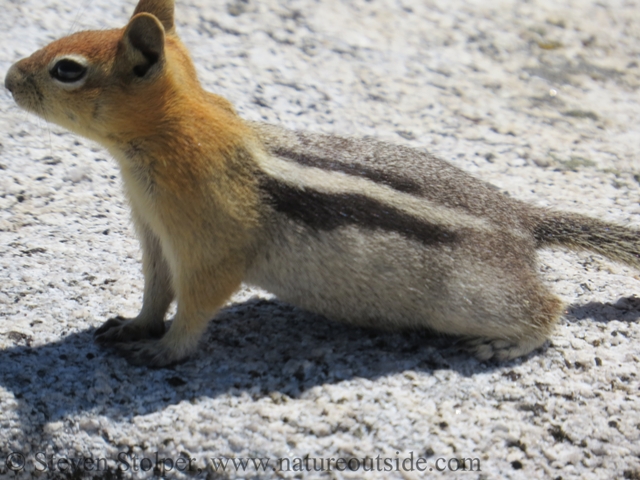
[0,297,636,430]
[565,295,640,323]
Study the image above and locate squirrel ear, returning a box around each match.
[132,0,175,35]
[120,13,165,78]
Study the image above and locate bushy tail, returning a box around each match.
[531,209,640,269]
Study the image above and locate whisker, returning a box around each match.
[68,0,91,34]
[46,121,54,159]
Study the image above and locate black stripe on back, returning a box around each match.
[271,147,423,196]
[260,176,456,246]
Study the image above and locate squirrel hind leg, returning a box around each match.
[466,289,564,361]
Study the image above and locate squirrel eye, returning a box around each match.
[50,59,87,83]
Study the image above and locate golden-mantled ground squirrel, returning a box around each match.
[5,0,640,367]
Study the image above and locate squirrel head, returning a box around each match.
[4,0,204,146]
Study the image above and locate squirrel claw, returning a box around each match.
[94,316,127,339]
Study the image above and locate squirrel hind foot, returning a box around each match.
[465,335,549,362]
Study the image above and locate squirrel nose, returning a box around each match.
[5,63,21,94]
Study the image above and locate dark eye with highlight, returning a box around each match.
[50,59,87,83]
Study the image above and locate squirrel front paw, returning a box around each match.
[110,338,189,367]
[94,315,166,345]
[96,316,199,367]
